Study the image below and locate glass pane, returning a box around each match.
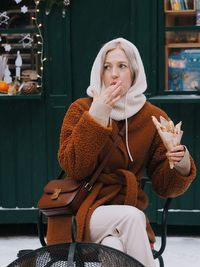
[0,0,36,29]
[167,47,200,91]
[165,30,200,92]
[0,33,40,77]
[0,0,42,95]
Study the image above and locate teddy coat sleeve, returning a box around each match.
[146,112,196,198]
[58,99,112,180]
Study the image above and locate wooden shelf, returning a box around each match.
[0,92,43,100]
[166,26,200,31]
[165,0,197,27]
[166,42,200,48]
[149,94,200,103]
[165,10,196,15]
[0,28,39,34]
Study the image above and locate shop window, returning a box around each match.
[0,0,43,97]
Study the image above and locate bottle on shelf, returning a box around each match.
[15,50,22,81]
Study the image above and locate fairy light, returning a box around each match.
[31,0,71,91]
[33,0,45,90]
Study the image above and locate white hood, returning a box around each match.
[87,37,147,121]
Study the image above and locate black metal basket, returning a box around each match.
[7,216,144,267]
[7,241,144,267]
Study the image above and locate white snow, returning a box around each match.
[0,236,200,267]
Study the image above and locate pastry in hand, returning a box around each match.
[152,116,183,169]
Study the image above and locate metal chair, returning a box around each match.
[36,176,172,267]
[141,176,172,267]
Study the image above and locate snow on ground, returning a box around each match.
[0,236,200,267]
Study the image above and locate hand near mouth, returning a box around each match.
[91,80,124,107]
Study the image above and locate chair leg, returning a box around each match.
[158,255,164,267]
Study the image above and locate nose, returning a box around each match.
[111,67,119,78]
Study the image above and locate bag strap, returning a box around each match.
[57,170,65,179]
[57,122,126,185]
[86,122,126,188]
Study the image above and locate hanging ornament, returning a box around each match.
[21,5,28,14]
[4,44,12,52]
[62,0,70,18]
[14,0,22,4]
[63,0,70,5]
[19,34,33,48]
[0,12,10,26]
[39,0,70,17]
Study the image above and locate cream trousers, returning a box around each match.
[89,205,157,267]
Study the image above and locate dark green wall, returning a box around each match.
[0,0,199,225]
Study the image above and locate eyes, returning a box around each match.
[103,63,128,70]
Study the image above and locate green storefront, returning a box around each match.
[0,0,199,227]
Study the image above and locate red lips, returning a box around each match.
[110,81,117,86]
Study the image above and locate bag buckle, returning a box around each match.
[51,188,61,200]
[84,182,92,191]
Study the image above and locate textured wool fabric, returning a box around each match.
[86,37,147,121]
[47,98,196,245]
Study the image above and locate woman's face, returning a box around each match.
[102,48,133,93]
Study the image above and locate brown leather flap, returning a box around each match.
[37,191,78,209]
[44,178,82,194]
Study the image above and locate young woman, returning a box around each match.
[47,38,196,267]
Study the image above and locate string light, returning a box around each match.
[33,0,45,91]
[31,0,71,91]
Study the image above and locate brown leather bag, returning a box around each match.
[37,123,126,217]
[37,177,89,216]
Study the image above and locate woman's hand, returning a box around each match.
[91,81,125,107]
[166,145,185,166]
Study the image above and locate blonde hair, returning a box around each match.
[100,41,139,86]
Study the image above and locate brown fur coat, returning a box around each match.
[47,98,196,244]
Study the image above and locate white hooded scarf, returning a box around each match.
[86,37,147,121]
